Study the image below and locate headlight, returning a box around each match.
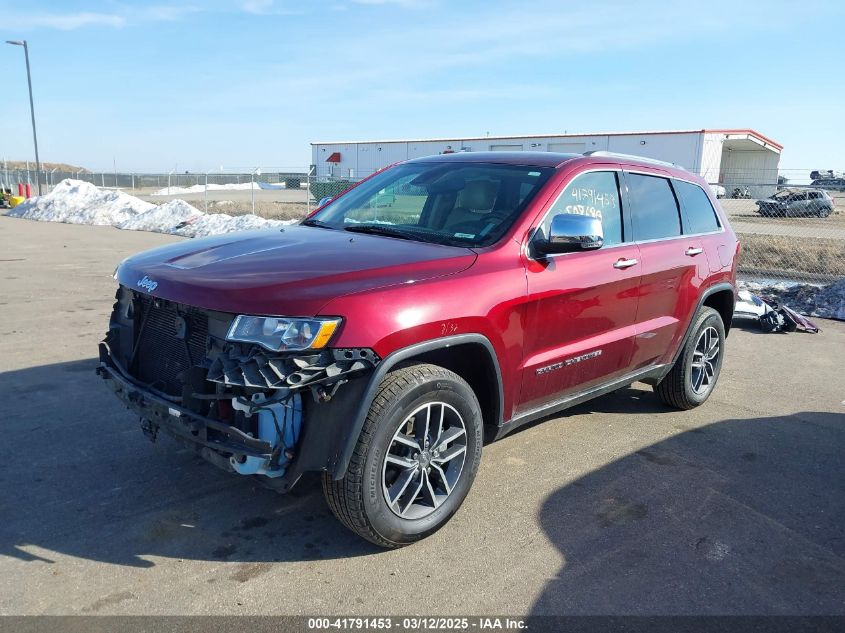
[226,315,342,352]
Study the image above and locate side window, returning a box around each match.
[674,179,721,234]
[626,173,681,241]
[543,171,624,246]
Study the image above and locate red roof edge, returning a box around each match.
[704,129,783,151]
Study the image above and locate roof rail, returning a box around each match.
[583,150,686,170]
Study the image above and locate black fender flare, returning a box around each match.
[330,333,504,480]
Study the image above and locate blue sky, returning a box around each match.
[1,0,842,172]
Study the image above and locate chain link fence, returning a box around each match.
[3,164,842,285]
[0,166,314,219]
[0,167,310,191]
[711,169,844,284]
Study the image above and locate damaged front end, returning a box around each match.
[96,286,379,491]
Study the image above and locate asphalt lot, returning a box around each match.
[133,187,307,204]
[0,216,843,616]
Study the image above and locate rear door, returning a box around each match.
[788,192,808,217]
[674,178,725,281]
[624,171,709,370]
[806,191,825,215]
[518,169,641,413]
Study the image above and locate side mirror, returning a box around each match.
[535,213,604,255]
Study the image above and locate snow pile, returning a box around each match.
[173,212,292,238]
[739,278,845,321]
[116,199,200,232]
[7,179,297,238]
[9,179,154,225]
[151,182,258,195]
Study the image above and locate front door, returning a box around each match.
[518,170,641,413]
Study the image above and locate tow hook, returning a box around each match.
[140,417,159,443]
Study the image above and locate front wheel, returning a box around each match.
[654,306,726,410]
[322,363,483,548]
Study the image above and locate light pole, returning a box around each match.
[251,167,261,215]
[6,40,42,196]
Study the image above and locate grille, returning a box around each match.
[131,295,209,396]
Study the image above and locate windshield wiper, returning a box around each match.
[301,218,336,229]
[343,224,418,241]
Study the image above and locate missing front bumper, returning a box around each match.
[97,344,275,460]
[97,339,378,491]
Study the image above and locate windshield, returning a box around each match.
[305,162,554,247]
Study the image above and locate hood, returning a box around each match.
[116,225,477,315]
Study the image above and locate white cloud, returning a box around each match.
[9,4,204,31]
[240,0,303,15]
[140,5,202,21]
[27,12,126,31]
[241,0,275,14]
[351,0,431,6]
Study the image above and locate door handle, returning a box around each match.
[685,247,704,256]
[613,258,638,269]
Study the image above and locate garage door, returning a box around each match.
[548,142,586,154]
[490,144,523,151]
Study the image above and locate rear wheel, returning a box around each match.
[654,307,725,410]
[819,206,832,218]
[322,363,483,548]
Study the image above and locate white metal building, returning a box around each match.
[312,129,783,196]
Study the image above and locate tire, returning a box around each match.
[322,362,483,548]
[819,207,832,218]
[654,307,725,410]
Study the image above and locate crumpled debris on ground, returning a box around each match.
[733,289,820,333]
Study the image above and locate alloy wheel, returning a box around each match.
[690,326,720,395]
[382,401,467,520]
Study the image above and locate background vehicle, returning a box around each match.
[756,188,834,217]
[811,177,845,192]
[99,151,738,547]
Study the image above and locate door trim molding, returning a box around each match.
[496,363,667,439]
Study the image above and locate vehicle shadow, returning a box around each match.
[529,410,845,615]
[0,359,380,568]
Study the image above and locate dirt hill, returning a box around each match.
[4,161,88,172]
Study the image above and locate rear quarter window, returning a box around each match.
[673,179,721,234]
[626,173,681,241]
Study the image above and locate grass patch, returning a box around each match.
[739,233,845,278]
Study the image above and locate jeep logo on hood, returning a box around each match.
[136,275,159,293]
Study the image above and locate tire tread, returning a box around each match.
[322,363,471,548]
[654,306,723,410]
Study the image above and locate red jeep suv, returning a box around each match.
[98,151,738,547]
